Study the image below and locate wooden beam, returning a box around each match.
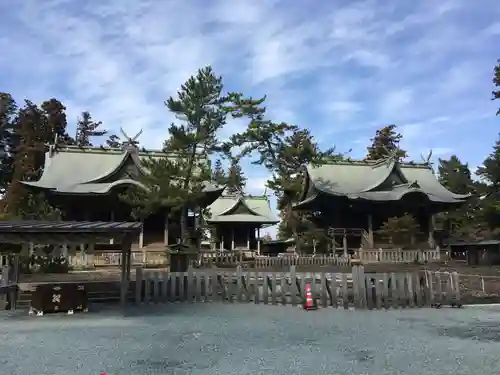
[0,233,126,245]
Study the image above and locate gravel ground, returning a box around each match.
[1,304,500,375]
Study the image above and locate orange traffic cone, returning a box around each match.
[303,283,317,310]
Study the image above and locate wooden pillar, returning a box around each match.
[8,253,20,310]
[110,211,115,244]
[367,214,374,248]
[257,228,261,255]
[428,214,436,249]
[342,229,348,257]
[126,244,132,282]
[139,221,144,249]
[120,237,132,309]
[164,213,169,246]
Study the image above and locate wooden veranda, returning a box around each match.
[0,220,142,309]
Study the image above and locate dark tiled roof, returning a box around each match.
[0,220,142,233]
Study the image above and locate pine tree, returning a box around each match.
[436,155,477,240]
[124,66,243,245]
[4,98,73,218]
[475,134,500,236]
[493,59,500,115]
[477,135,500,187]
[106,134,122,148]
[211,159,227,186]
[365,124,407,161]
[226,158,246,194]
[75,111,106,146]
[0,93,19,196]
[438,155,474,195]
[230,104,340,251]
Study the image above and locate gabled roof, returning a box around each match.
[21,145,222,196]
[296,158,470,207]
[205,194,278,224]
[0,220,142,233]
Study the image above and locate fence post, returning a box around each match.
[451,272,461,305]
[135,267,143,305]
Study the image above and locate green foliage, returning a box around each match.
[493,58,500,115]
[365,124,407,161]
[0,92,19,195]
[121,66,248,244]
[211,159,227,186]
[75,111,107,146]
[3,98,74,218]
[476,136,500,187]
[229,99,340,248]
[106,134,122,148]
[262,233,273,242]
[377,214,420,246]
[438,155,474,194]
[434,155,479,241]
[226,157,246,194]
[472,134,500,236]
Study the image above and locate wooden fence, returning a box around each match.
[254,255,351,268]
[359,249,440,263]
[133,266,460,309]
[69,251,167,268]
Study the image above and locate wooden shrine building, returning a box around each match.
[204,194,278,255]
[20,141,224,252]
[293,156,470,254]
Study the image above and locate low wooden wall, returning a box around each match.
[67,249,440,270]
[358,249,441,263]
[134,266,461,309]
[68,251,167,268]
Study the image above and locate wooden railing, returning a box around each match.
[254,255,351,268]
[67,248,441,270]
[68,251,167,268]
[358,249,440,263]
[134,266,461,309]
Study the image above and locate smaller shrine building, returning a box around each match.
[204,194,278,255]
[293,156,470,253]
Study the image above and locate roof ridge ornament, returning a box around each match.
[120,127,143,149]
[408,180,420,189]
[371,147,398,168]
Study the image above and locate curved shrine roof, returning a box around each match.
[205,194,278,225]
[21,145,222,195]
[296,157,470,207]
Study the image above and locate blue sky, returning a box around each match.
[1,0,499,237]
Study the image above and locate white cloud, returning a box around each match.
[1,0,499,237]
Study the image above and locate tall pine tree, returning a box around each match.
[75,111,106,146]
[365,124,407,161]
[0,93,19,196]
[4,98,73,218]
[438,155,475,194]
[106,134,122,148]
[211,159,227,186]
[124,66,246,244]
[230,101,340,251]
[493,58,500,115]
[475,135,500,236]
[226,158,246,194]
[436,155,477,240]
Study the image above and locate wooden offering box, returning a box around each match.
[31,283,88,315]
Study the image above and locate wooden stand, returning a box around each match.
[30,283,88,316]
